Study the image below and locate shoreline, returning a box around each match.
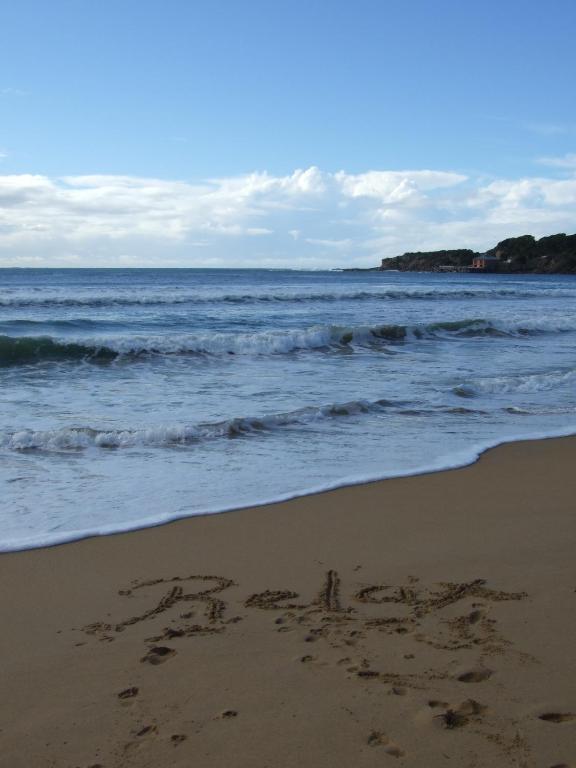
[4,426,576,553]
[1,434,575,767]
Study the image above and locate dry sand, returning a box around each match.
[1,436,575,768]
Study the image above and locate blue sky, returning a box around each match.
[1,0,575,267]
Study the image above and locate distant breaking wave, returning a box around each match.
[1,286,575,308]
[2,317,575,365]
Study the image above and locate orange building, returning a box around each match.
[470,254,499,271]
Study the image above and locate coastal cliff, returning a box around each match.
[376,233,576,273]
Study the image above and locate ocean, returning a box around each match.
[1,267,575,551]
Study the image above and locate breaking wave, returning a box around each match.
[1,398,394,452]
[2,316,575,365]
[454,367,576,397]
[0,397,491,453]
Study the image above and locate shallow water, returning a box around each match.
[1,268,575,550]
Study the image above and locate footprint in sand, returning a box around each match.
[367,731,405,757]
[433,699,487,729]
[357,669,380,679]
[439,709,469,729]
[457,668,493,683]
[118,686,139,699]
[549,764,574,768]
[539,713,576,723]
[141,646,176,665]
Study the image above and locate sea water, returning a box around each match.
[1,268,575,551]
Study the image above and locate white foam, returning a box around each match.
[0,399,388,452]
[457,368,576,396]
[2,427,575,553]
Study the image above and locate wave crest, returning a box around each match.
[1,317,574,366]
[1,398,394,452]
[454,368,576,397]
[2,286,575,309]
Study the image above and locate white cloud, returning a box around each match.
[475,176,576,209]
[0,164,574,268]
[336,169,466,203]
[304,237,353,249]
[538,153,576,169]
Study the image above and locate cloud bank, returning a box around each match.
[0,162,575,267]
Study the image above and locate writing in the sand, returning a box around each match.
[84,570,526,648]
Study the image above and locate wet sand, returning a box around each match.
[1,436,575,768]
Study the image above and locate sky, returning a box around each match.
[1,0,575,268]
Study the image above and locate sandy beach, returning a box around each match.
[1,435,575,768]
